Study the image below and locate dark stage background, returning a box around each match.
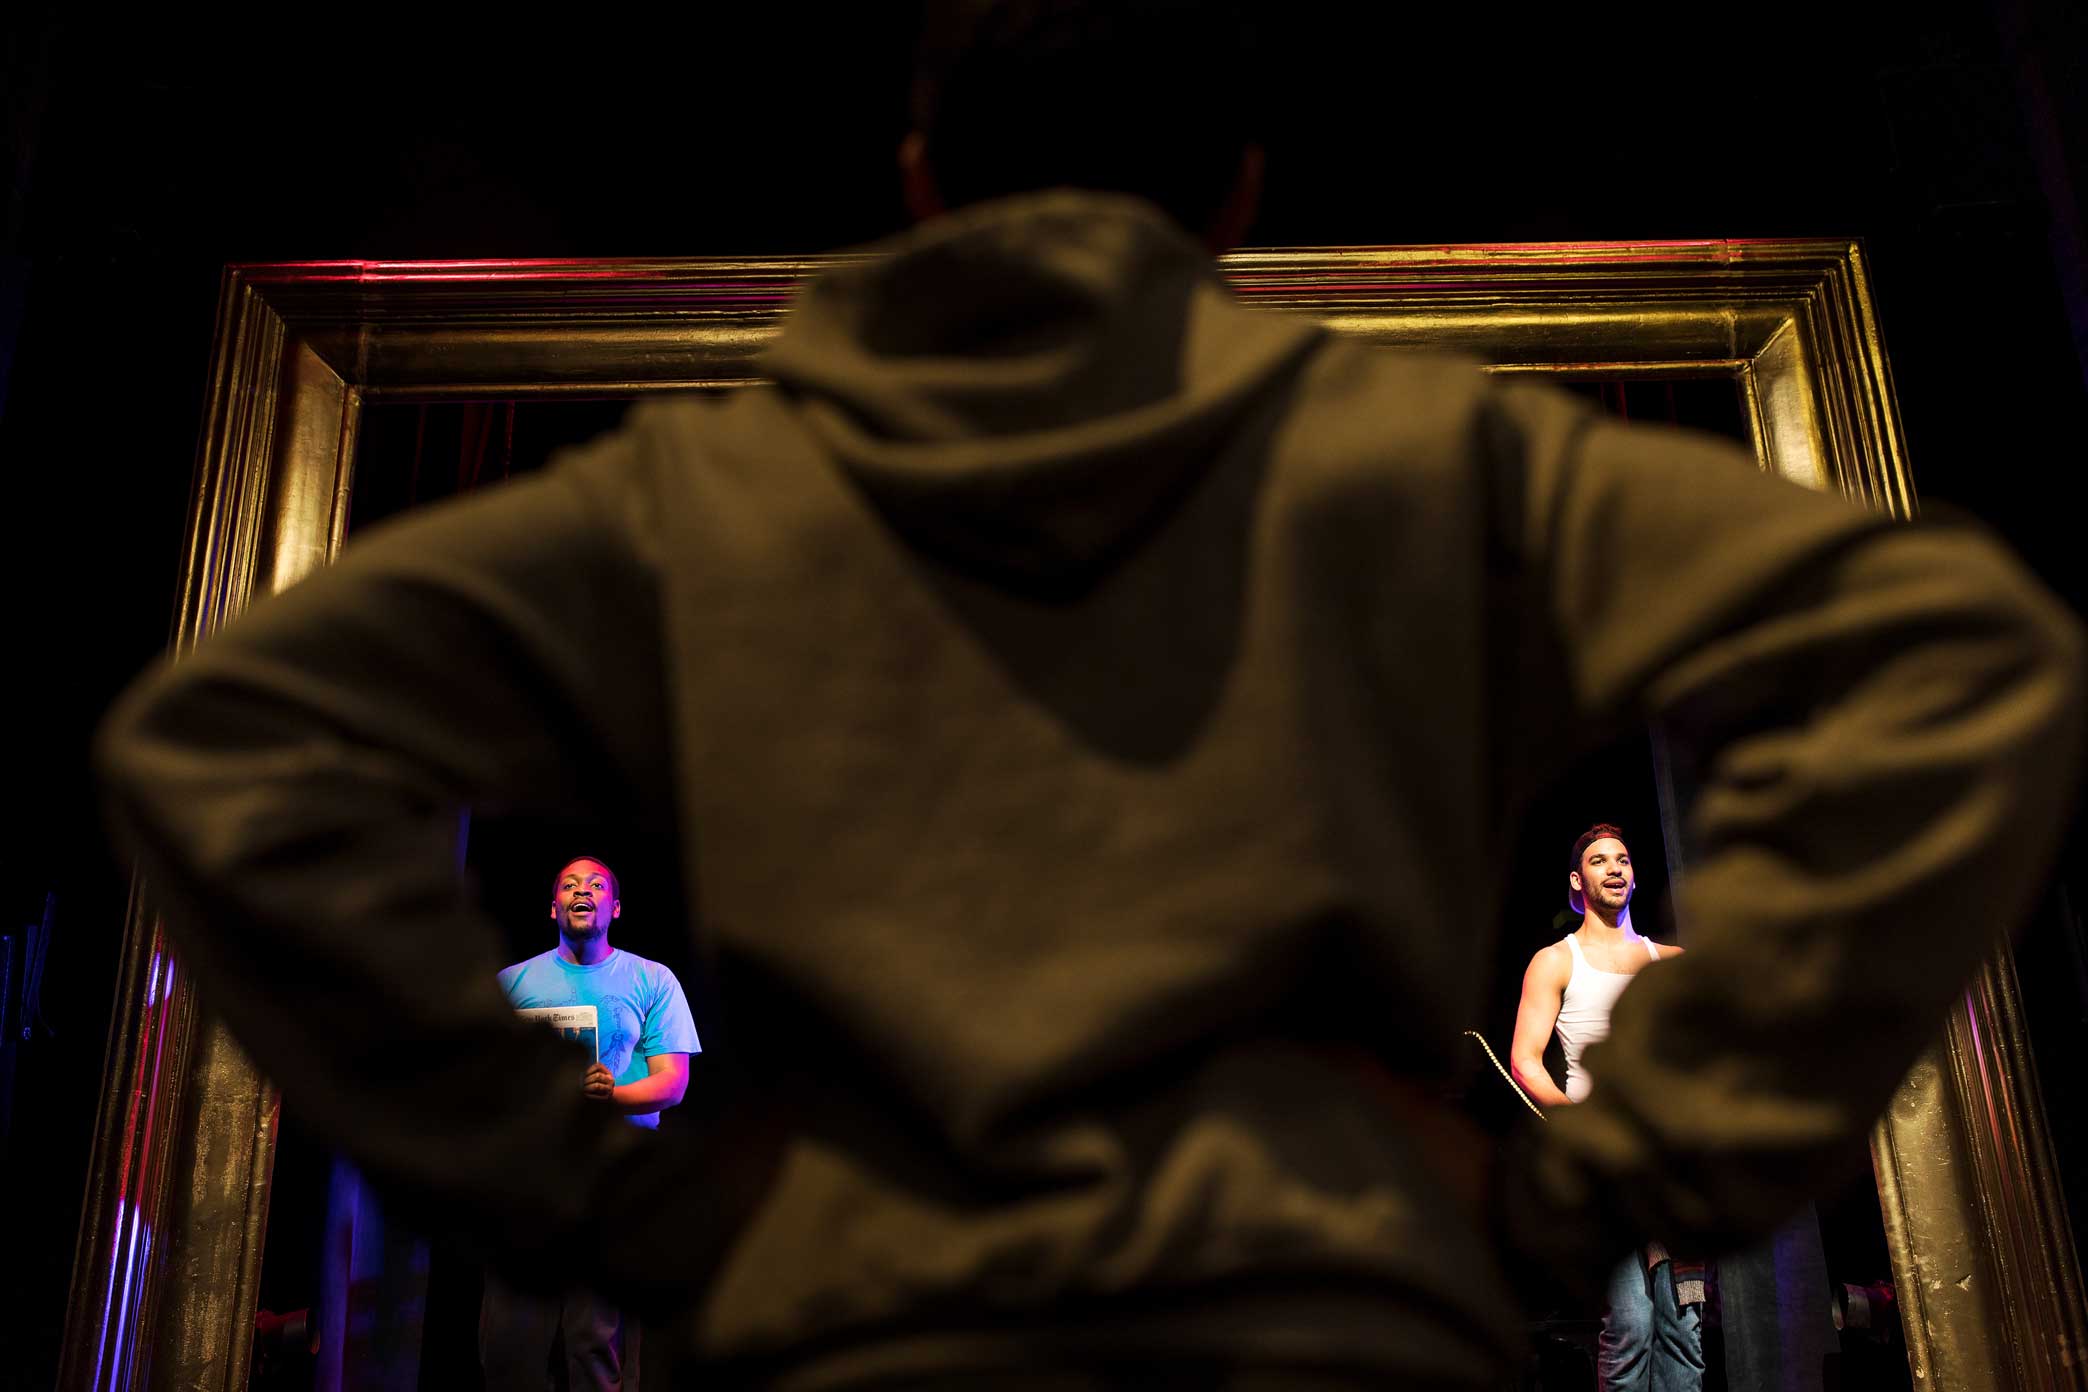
[5,4,2084,1387]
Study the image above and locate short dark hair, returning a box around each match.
[1570,824,1628,872]
[553,857,620,902]
[912,0,1262,234]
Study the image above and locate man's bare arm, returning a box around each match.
[1509,947,1573,1108]
[611,1053,690,1115]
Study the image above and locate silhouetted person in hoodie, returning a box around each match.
[96,2,2083,1388]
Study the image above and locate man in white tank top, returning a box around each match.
[1511,825,1701,1392]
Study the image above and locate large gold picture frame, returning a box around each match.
[61,243,2086,1390]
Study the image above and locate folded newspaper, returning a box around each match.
[517,1004,599,1063]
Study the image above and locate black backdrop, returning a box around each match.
[5,3,2084,1384]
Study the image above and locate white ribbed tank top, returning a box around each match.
[1555,932,1660,1103]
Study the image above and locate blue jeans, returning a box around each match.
[1599,1254,1704,1392]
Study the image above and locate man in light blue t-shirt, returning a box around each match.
[482,856,699,1392]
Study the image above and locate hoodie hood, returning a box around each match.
[762,190,1323,590]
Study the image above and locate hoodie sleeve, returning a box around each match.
[94,412,726,1302]
[1481,380,2084,1293]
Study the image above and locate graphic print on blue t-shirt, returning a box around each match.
[497,947,700,1128]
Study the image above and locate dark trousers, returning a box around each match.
[481,1273,639,1392]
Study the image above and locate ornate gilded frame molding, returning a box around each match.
[62,242,2084,1390]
